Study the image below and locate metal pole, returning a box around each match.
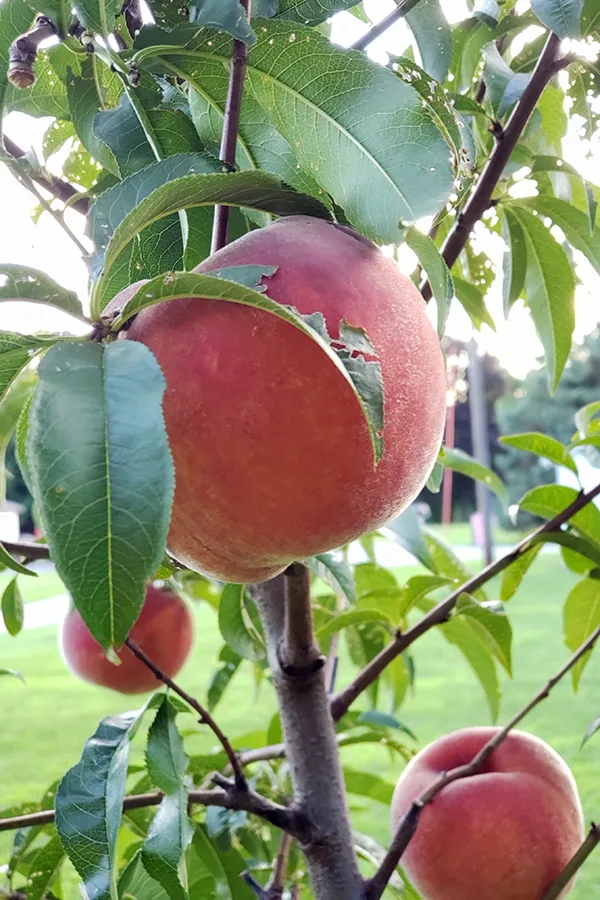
[468,339,494,565]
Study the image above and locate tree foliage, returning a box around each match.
[1,0,600,898]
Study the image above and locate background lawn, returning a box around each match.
[1,554,599,897]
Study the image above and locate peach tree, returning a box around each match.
[1,0,600,898]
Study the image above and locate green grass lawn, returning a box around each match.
[1,555,599,897]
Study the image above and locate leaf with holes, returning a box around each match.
[0,265,84,319]
[564,578,600,689]
[27,341,173,650]
[138,20,455,241]
[55,708,149,900]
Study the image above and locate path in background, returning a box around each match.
[1,539,557,635]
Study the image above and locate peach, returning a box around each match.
[61,583,194,693]
[117,215,446,583]
[391,727,585,900]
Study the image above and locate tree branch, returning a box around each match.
[249,576,365,900]
[125,637,247,789]
[331,480,600,722]
[211,0,251,253]
[365,624,600,900]
[542,824,600,900]
[280,563,325,675]
[421,31,563,300]
[0,786,300,836]
[7,16,57,89]
[2,136,89,214]
[2,540,50,561]
[350,0,423,52]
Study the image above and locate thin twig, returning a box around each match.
[2,136,89,214]
[350,0,423,52]
[280,563,324,676]
[211,0,251,252]
[7,16,56,89]
[2,540,50,561]
[125,637,247,789]
[0,787,299,836]
[365,624,600,900]
[542,824,600,900]
[331,480,600,721]
[264,832,294,900]
[421,32,563,300]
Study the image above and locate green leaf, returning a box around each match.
[531,0,583,38]
[404,227,453,336]
[0,265,84,319]
[423,529,487,600]
[575,401,600,437]
[306,552,356,604]
[405,0,453,83]
[452,278,495,331]
[55,708,149,900]
[520,485,600,545]
[582,716,600,747]
[482,42,530,116]
[0,332,53,403]
[501,208,527,314]
[521,196,600,276]
[146,698,189,794]
[398,574,451,617]
[500,544,542,601]
[500,432,578,474]
[563,577,600,689]
[535,531,600,569]
[316,608,394,641]
[441,614,501,720]
[582,0,600,33]
[456,594,513,675]
[25,834,65,900]
[0,0,35,129]
[343,767,396,805]
[218,584,265,662]
[0,541,37,577]
[442,448,507,504]
[188,0,255,43]
[110,271,384,465]
[272,0,356,25]
[538,85,568,147]
[66,64,120,177]
[2,576,24,636]
[141,789,194,900]
[118,850,172,900]
[28,341,174,650]
[73,0,120,36]
[207,645,241,712]
[93,170,331,309]
[0,667,25,682]
[509,205,575,392]
[0,364,37,500]
[190,826,255,900]
[140,20,455,241]
[385,506,437,571]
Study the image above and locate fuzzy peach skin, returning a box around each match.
[113,215,446,583]
[62,583,194,693]
[391,727,585,900]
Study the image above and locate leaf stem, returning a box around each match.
[421,31,563,299]
[125,637,247,789]
[350,0,423,52]
[365,624,600,900]
[211,0,251,253]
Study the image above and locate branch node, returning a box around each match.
[8,16,57,89]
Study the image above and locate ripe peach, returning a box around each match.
[117,215,446,583]
[61,583,194,693]
[391,727,585,900]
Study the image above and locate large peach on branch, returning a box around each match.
[391,727,585,900]
[116,215,446,583]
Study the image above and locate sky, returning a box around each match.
[0,0,599,377]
